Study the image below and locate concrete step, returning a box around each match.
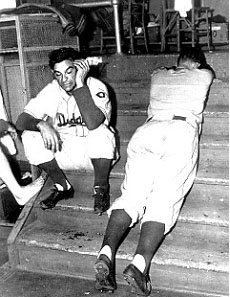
[35,179,228,228]
[115,105,229,138]
[103,52,229,82]
[106,79,229,108]
[8,145,229,297]
[118,133,228,166]
[113,155,228,186]
[13,209,228,297]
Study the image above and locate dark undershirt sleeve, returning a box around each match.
[16,112,41,132]
[71,85,105,130]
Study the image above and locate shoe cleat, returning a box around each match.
[94,254,116,293]
[123,264,152,296]
[93,185,110,215]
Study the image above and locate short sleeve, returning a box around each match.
[23,81,60,120]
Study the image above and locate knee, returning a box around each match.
[21,131,42,148]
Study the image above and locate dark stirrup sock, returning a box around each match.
[134,221,165,274]
[100,209,132,259]
[91,158,112,186]
[38,159,69,190]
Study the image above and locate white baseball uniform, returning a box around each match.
[108,67,213,234]
[21,76,116,171]
[0,89,17,156]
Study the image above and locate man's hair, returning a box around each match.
[177,47,207,68]
[49,47,83,70]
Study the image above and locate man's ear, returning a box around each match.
[193,62,200,69]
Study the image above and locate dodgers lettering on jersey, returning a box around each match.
[57,113,86,128]
[56,111,88,137]
[52,90,89,137]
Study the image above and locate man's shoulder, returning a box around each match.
[36,80,59,96]
[86,76,106,89]
[197,68,214,82]
[151,66,168,76]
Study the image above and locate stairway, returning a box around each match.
[7,52,229,296]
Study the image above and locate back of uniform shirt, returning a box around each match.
[148,67,213,123]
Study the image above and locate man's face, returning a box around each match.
[53,59,77,92]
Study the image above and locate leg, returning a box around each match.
[86,124,117,214]
[21,131,74,209]
[123,122,198,296]
[38,159,74,210]
[0,148,44,205]
[91,158,112,215]
[94,209,132,292]
[123,221,165,296]
[38,159,71,190]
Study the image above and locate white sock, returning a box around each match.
[54,183,64,191]
[131,254,146,273]
[98,245,112,261]
[55,181,71,191]
[66,180,72,190]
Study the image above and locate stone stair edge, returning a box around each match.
[35,187,229,227]
[116,106,229,115]
[14,258,229,297]
[43,170,229,197]
[104,79,229,88]
[105,52,229,81]
[61,166,229,186]
[17,219,228,273]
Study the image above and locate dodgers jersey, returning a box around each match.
[23,76,111,137]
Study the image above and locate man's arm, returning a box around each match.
[0,119,17,140]
[16,112,41,132]
[72,59,105,130]
[16,113,61,153]
[71,86,105,130]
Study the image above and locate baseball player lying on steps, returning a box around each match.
[16,47,117,215]
[94,47,214,295]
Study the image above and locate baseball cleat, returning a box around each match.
[123,264,152,296]
[94,254,117,293]
[39,186,74,210]
[93,185,110,215]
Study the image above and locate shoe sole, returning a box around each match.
[94,205,110,216]
[123,273,151,296]
[94,261,115,293]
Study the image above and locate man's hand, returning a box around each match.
[0,120,17,139]
[73,59,90,89]
[37,120,62,153]
[5,122,17,139]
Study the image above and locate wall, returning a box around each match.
[149,0,229,20]
[202,0,229,20]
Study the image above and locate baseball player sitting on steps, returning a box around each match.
[16,47,117,215]
[94,47,214,295]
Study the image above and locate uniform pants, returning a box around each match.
[108,119,199,234]
[21,124,116,171]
